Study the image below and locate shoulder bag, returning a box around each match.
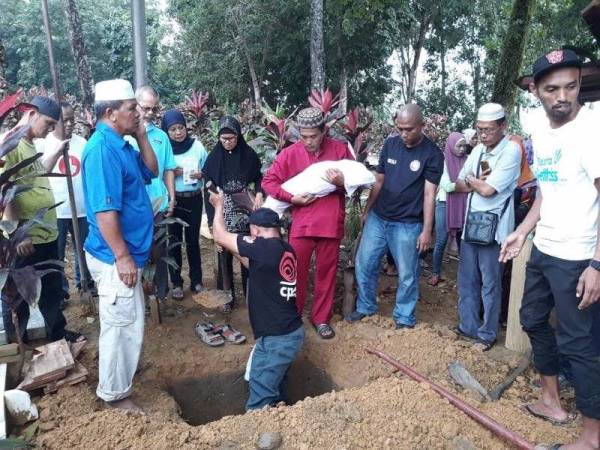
[463,152,511,246]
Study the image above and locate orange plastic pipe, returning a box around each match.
[366,348,535,450]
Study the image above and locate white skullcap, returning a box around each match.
[477,103,505,122]
[94,79,135,102]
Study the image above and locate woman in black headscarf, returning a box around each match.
[204,116,263,312]
[161,109,209,300]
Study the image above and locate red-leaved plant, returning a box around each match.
[185,90,210,122]
[308,88,343,128]
[341,106,373,162]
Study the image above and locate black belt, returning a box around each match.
[176,189,203,198]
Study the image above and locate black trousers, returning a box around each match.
[2,239,67,342]
[217,250,248,306]
[169,194,203,288]
[520,246,600,419]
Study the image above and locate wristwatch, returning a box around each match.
[590,260,600,271]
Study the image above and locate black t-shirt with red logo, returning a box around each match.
[373,135,443,223]
[237,235,303,339]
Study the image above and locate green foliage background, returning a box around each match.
[0,0,597,130]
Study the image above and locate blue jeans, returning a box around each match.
[458,241,504,343]
[355,211,422,327]
[57,217,90,294]
[432,201,448,276]
[246,326,305,410]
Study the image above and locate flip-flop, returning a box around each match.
[214,324,246,344]
[314,323,335,339]
[452,326,475,341]
[524,404,577,426]
[473,339,496,352]
[195,321,225,347]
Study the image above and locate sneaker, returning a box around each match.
[395,322,415,330]
[171,286,184,301]
[345,310,372,323]
[192,284,204,294]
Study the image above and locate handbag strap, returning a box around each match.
[466,151,485,215]
[466,150,512,219]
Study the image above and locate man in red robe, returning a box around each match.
[262,107,354,339]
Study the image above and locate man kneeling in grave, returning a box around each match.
[208,189,305,410]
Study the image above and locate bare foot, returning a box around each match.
[526,399,571,423]
[106,398,144,415]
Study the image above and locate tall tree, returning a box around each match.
[310,0,325,91]
[0,38,6,96]
[62,0,94,106]
[491,0,536,115]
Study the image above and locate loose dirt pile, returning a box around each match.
[23,242,581,449]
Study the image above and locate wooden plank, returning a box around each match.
[505,239,532,352]
[17,339,75,391]
[148,294,162,324]
[44,362,88,394]
[69,340,87,360]
[0,343,19,357]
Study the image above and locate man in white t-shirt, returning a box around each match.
[36,102,91,300]
[501,49,600,450]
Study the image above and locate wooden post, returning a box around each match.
[148,294,162,325]
[505,238,532,352]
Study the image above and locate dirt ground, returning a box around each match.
[15,238,581,449]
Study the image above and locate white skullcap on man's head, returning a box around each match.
[477,103,505,122]
[94,79,135,102]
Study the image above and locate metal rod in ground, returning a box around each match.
[41,0,94,313]
[366,347,535,450]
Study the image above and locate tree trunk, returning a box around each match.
[491,0,535,117]
[245,49,262,107]
[310,0,325,91]
[62,0,94,107]
[398,15,430,104]
[473,61,482,110]
[338,63,348,115]
[0,38,6,94]
[230,19,261,108]
[440,43,447,99]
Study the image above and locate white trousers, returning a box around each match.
[86,253,145,402]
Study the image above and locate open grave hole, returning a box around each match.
[168,353,340,426]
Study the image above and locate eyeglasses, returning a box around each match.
[140,106,160,113]
[220,136,238,143]
[476,127,500,136]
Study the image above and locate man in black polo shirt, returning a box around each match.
[347,104,443,328]
[209,190,304,410]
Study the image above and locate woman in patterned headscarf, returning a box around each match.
[203,116,263,312]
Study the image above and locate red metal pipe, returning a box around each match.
[366,347,535,450]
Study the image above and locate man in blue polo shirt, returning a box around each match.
[126,86,176,300]
[82,79,158,413]
[347,104,443,329]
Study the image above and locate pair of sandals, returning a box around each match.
[452,326,495,352]
[195,321,245,347]
[172,284,204,301]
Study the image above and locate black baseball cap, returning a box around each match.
[532,49,582,83]
[248,208,281,228]
[29,96,61,121]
